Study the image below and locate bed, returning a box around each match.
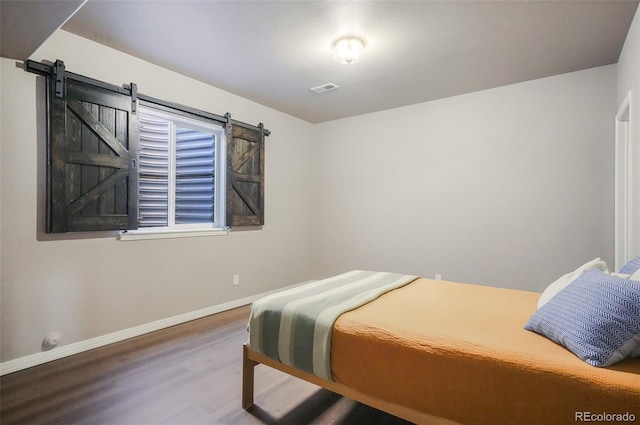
[242,271,640,425]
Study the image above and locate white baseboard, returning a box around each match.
[0,282,312,376]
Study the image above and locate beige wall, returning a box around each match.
[312,65,616,292]
[617,6,640,258]
[0,31,317,361]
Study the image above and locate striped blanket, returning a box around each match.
[248,270,418,380]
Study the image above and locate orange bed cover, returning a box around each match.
[331,278,640,425]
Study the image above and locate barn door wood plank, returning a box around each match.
[99,105,116,215]
[234,172,261,183]
[67,170,129,215]
[231,183,259,215]
[65,152,128,169]
[231,143,259,171]
[48,78,68,233]
[67,99,129,157]
[232,125,259,143]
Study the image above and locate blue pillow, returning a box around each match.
[525,269,640,367]
[620,256,640,275]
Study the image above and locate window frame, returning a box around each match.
[136,103,227,232]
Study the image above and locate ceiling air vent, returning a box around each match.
[310,83,339,93]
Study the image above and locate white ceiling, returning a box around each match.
[3,1,639,123]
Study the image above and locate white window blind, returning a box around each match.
[174,126,215,224]
[139,112,170,227]
[138,106,221,229]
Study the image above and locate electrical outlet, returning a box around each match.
[435,274,442,280]
[233,275,240,286]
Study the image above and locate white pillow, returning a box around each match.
[537,258,609,309]
[630,269,640,281]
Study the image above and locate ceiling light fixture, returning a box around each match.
[332,35,366,65]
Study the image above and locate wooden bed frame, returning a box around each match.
[242,271,640,424]
[241,344,460,425]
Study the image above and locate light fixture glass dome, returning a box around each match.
[332,36,366,64]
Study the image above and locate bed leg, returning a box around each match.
[242,344,258,409]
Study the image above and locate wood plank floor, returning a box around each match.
[0,305,412,425]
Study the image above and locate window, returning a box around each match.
[138,106,226,229]
[30,59,266,236]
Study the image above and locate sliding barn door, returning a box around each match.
[226,124,265,227]
[48,67,138,233]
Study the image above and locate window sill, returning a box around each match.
[118,227,229,241]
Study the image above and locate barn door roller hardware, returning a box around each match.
[23,59,65,97]
[23,59,131,97]
[122,82,138,114]
[54,60,65,97]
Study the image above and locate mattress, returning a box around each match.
[331,278,640,425]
